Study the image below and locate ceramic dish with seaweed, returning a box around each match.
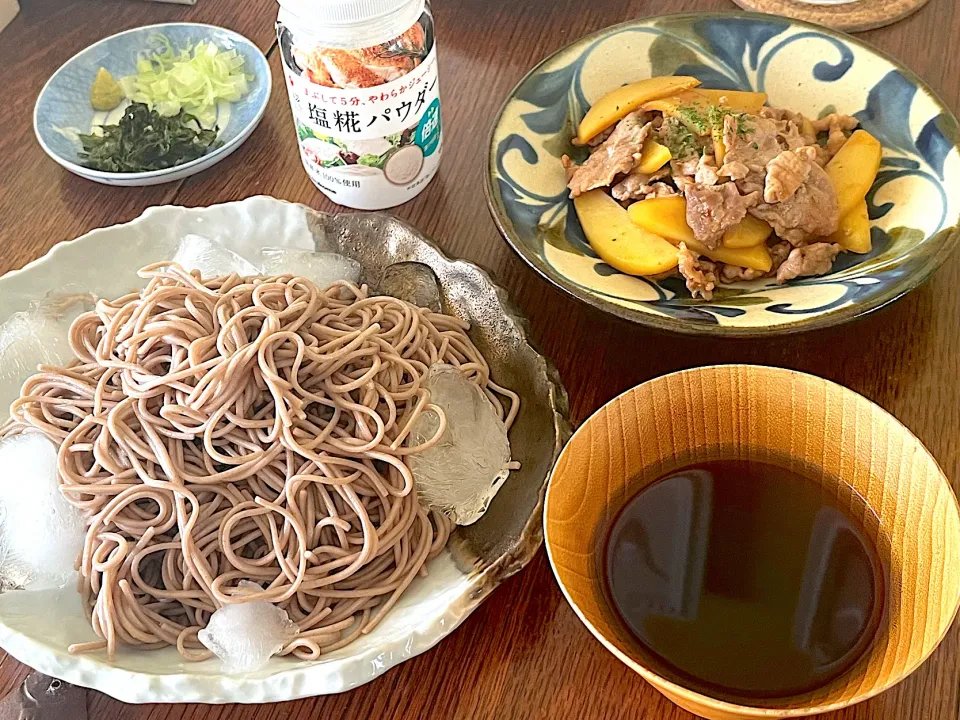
[486,12,960,335]
[34,24,270,187]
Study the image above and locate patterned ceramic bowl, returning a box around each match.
[486,12,960,336]
[34,23,271,187]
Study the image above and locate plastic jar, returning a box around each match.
[276,0,442,210]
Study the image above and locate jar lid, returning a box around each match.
[277,0,425,48]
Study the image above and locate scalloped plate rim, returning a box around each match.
[0,196,570,703]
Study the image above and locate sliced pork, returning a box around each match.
[813,113,859,159]
[685,182,760,249]
[750,149,839,244]
[776,243,842,284]
[567,112,652,198]
[720,114,781,195]
[678,243,717,300]
[611,167,670,202]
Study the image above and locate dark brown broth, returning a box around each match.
[604,460,884,700]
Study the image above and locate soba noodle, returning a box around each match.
[1,263,518,661]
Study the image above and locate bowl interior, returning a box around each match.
[487,13,960,335]
[34,23,271,177]
[544,365,960,718]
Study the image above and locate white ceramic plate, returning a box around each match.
[0,197,569,703]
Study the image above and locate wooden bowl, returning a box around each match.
[544,365,960,719]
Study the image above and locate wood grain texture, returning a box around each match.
[545,365,960,719]
[2,0,960,717]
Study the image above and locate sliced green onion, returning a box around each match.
[119,33,253,128]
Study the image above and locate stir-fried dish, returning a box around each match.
[563,77,882,300]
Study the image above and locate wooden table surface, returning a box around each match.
[2,0,960,717]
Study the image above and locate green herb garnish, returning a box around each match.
[78,103,221,173]
[706,105,749,137]
[674,105,710,134]
[659,117,698,159]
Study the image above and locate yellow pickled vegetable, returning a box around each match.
[627,196,772,249]
[824,130,882,217]
[642,89,768,132]
[627,196,693,243]
[627,196,773,271]
[724,214,773,249]
[576,76,700,144]
[683,237,773,272]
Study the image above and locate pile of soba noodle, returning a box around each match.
[1,262,518,661]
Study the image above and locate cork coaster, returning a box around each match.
[729,0,930,32]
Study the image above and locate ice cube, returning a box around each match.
[198,581,298,673]
[0,433,86,591]
[409,364,512,525]
[173,235,260,280]
[260,248,361,289]
[0,312,73,385]
[0,291,94,405]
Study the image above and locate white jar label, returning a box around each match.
[278,17,442,210]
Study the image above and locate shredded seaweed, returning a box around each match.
[78,102,220,173]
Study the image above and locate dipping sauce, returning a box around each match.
[604,460,884,701]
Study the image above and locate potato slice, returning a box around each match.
[828,199,872,253]
[627,196,772,250]
[636,139,672,174]
[724,214,772,248]
[574,190,679,276]
[642,91,712,133]
[695,89,768,115]
[713,127,726,164]
[576,76,700,144]
[687,238,773,272]
[824,130,882,217]
[627,196,693,243]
